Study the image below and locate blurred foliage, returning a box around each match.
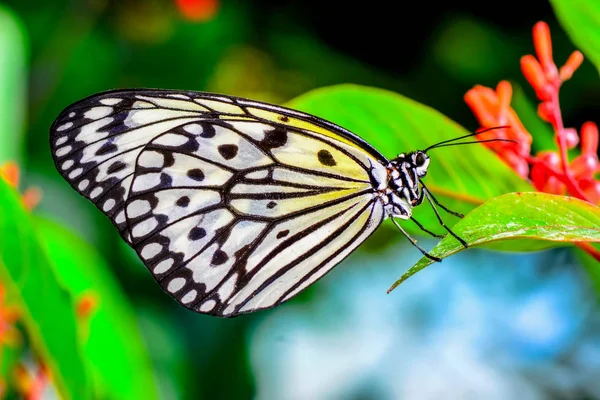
[36,218,157,399]
[0,0,598,399]
[0,178,90,399]
[0,5,26,164]
[551,0,600,74]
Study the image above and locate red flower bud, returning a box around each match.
[0,162,19,188]
[530,162,547,191]
[504,150,529,178]
[537,101,556,124]
[581,122,599,155]
[76,293,98,319]
[533,21,559,84]
[464,87,498,127]
[570,154,598,180]
[559,51,584,82]
[175,0,219,22]
[531,153,560,191]
[537,150,561,167]
[562,128,579,149]
[543,176,566,195]
[521,55,553,101]
[579,179,600,205]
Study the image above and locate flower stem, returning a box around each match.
[576,242,600,262]
[550,91,590,202]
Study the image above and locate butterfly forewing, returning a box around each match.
[50,92,212,241]
[50,89,388,316]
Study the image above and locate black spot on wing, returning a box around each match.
[317,149,337,166]
[106,161,127,174]
[188,227,207,241]
[211,249,229,266]
[187,168,205,181]
[176,196,190,207]
[95,142,118,156]
[218,144,239,160]
[260,126,287,150]
[276,229,289,239]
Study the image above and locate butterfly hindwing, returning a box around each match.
[126,122,385,315]
[50,89,388,316]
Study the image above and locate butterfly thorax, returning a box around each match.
[379,151,430,220]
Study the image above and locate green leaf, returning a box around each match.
[388,192,600,293]
[0,178,91,399]
[0,5,27,164]
[550,0,600,74]
[35,217,158,400]
[286,84,533,235]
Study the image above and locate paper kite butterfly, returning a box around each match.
[50,89,490,317]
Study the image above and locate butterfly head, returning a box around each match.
[382,151,431,219]
[392,151,430,173]
[390,151,430,180]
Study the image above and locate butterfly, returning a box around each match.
[50,89,506,317]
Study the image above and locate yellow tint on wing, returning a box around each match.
[246,107,367,153]
[270,132,371,182]
[229,187,371,218]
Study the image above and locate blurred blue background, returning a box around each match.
[251,240,600,399]
[1,0,600,399]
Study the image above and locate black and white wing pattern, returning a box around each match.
[50,89,388,317]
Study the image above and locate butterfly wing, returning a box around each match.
[50,90,219,241]
[50,89,388,316]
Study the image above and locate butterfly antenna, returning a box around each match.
[424,126,512,152]
[428,138,518,150]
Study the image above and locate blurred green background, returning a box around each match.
[1,0,600,399]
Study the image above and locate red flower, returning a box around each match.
[465,21,598,204]
[0,283,21,397]
[464,81,531,178]
[0,162,42,211]
[13,362,50,400]
[175,0,219,22]
[76,292,98,319]
[0,284,20,349]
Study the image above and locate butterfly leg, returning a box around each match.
[410,217,444,239]
[392,218,442,262]
[422,189,468,248]
[419,181,464,218]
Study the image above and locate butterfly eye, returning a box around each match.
[415,152,427,167]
